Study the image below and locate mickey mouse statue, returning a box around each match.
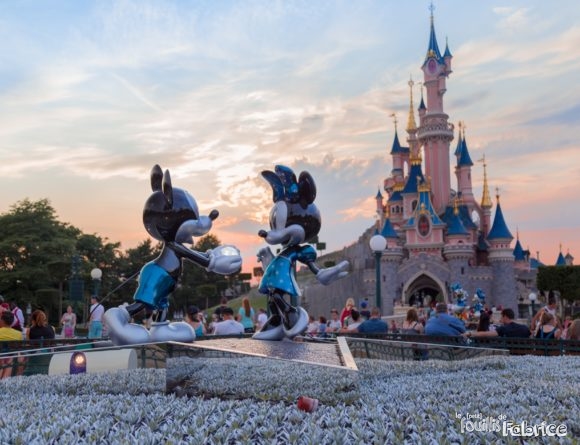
[104,165,242,345]
[254,165,349,341]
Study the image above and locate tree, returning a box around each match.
[537,265,580,303]
[0,199,79,312]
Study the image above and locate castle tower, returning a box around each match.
[513,229,529,271]
[487,192,517,310]
[375,188,385,222]
[417,9,454,214]
[556,244,566,265]
[455,124,475,205]
[379,211,404,316]
[444,198,474,290]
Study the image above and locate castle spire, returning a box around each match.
[406,77,417,131]
[487,190,513,240]
[457,123,473,167]
[454,121,463,157]
[479,154,492,208]
[424,1,443,63]
[389,113,403,154]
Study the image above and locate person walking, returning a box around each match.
[88,296,104,339]
[60,305,77,338]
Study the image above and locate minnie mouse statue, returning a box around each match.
[254,165,349,340]
[104,165,242,345]
[472,288,486,316]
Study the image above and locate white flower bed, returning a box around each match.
[0,356,578,444]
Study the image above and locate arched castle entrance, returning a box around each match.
[402,272,448,306]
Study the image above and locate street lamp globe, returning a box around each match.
[369,234,387,252]
[90,268,103,281]
[528,292,537,302]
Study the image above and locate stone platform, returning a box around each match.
[169,336,357,371]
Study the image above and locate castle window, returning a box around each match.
[461,267,465,275]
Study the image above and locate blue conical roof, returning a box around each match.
[444,40,453,58]
[442,204,477,230]
[388,189,403,202]
[376,188,383,199]
[402,163,425,194]
[419,96,426,110]
[513,239,525,261]
[380,218,398,239]
[556,252,566,266]
[390,131,404,154]
[487,200,513,240]
[423,15,443,64]
[458,137,474,167]
[447,209,469,236]
[454,132,463,157]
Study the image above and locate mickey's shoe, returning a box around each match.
[103,307,151,346]
[150,321,195,343]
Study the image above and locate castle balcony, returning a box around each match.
[416,124,454,141]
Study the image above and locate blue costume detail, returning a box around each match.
[134,262,176,310]
[258,245,316,296]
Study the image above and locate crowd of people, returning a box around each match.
[1,293,579,348]
[302,296,580,343]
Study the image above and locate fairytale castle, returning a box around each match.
[302,9,572,317]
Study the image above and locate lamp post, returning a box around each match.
[369,234,387,310]
[90,268,102,297]
[529,292,537,318]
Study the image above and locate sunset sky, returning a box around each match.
[1,0,579,275]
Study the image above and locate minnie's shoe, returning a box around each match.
[282,306,309,339]
[253,314,284,341]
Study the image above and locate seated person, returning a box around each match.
[212,307,244,336]
[424,303,466,336]
[356,307,388,334]
[465,308,530,338]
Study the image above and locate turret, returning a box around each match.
[455,124,474,204]
[487,192,517,310]
[556,244,566,265]
[375,188,385,222]
[417,8,454,213]
[443,36,453,74]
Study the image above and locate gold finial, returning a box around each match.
[418,176,431,193]
[453,196,460,215]
[479,154,492,208]
[407,76,417,131]
[462,121,467,139]
[560,242,562,253]
[495,187,500,204]
[516,226,520,240]
[390,112,398,133]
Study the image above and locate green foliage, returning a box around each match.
[537,265,580,302]
[0,198,254,323]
